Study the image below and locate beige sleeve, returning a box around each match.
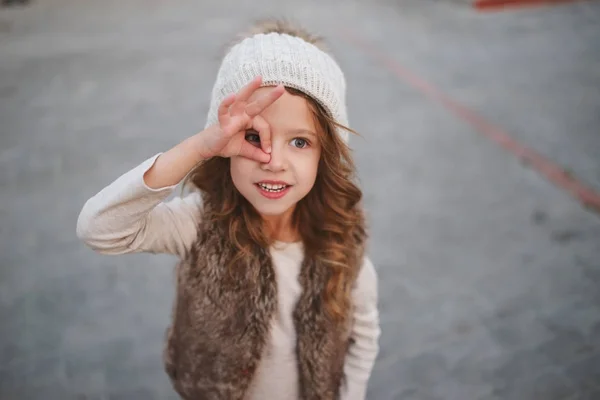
[341,256,381,400]
[76,153,201,259]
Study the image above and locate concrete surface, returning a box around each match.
[1,0,599,399]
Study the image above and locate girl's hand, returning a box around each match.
[199,76,285,163]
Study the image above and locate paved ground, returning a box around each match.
[1,0,599,399]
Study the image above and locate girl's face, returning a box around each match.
[230,87,321,220]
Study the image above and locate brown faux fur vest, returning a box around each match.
[162,206,365,400]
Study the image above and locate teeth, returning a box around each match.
[259,183,287,192]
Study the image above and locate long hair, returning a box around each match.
[184,19,366,321]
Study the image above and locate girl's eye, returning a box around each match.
[245,131,260,146]
[290,138,309,149]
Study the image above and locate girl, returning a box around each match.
[77,19,380,400]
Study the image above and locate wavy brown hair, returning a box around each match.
[185,20,366,321]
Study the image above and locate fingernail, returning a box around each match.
[266,146,271,153]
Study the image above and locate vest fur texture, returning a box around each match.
[162,204,365,400]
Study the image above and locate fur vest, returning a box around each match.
[162,205,366,400]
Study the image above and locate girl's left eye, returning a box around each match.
[245,130,261,147]
[290,138,310,149]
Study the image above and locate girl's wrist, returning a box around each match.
[192,125,218,160]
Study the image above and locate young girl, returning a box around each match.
[76,20,380,400]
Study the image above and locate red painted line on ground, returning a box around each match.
[474,0,585,12]
[341,31,600,214]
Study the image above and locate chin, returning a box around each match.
[251,202,294,217]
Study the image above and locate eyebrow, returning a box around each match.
[287,129,318,139]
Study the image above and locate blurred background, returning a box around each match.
[1,0,599,399]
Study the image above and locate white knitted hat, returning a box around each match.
[205,32,350,143]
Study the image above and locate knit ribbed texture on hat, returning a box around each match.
[205,32,349,143]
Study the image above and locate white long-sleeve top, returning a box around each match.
[76,153,381,400]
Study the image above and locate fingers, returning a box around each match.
[238,141,271,163]
[245,85,285,118]
[236,114,271,162]
[217,78,283,145]
[236,76,262,102]
[218,93,236,121]
[251,114,272,154]
[230,76,263,115]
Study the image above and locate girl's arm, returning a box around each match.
[341,257,381,400]
[76,147,204,258]
[76,77,283,258]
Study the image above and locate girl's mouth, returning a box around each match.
[255,182,292,199]
[257,182,288,192]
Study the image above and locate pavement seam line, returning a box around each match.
[339,30,600,216]
[474,0,587,12]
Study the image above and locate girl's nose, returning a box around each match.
[260,145,287,172]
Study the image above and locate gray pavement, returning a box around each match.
[1,0,599,399]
